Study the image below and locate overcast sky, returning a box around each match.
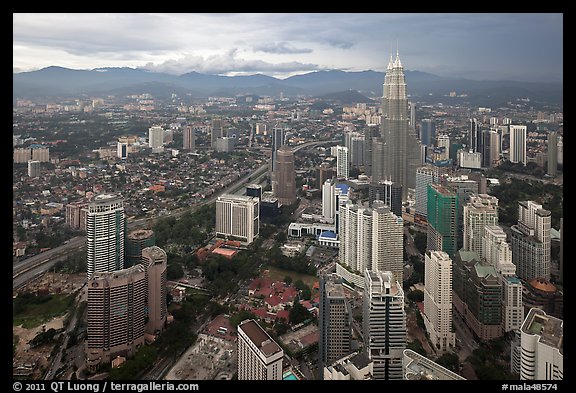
[13,13,563,82]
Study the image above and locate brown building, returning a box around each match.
[142,246,168,336]
[522,278,563,320]
[273,146,297,206]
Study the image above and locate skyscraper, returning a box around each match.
[376,51,421,200]
[274,146,297,206]
[211,117,224,148]
[363,270,406,380]
[318,274,352,373]
[511,201,551,281]
[368,179,402,217]
[85,264,147,371]
[125,229,156,268]
[414,166,439,220]
[271,125,285,173]
[86,193,126,279]
[183,125,196,151]
[237,319,284,380]
[427,184,458,258]
[215,194,260,245]
[509,125,527,165]
[148,126,164,149]
[27,160,40,177]
[142,246,168,335]
[469,118,481,152]
[463,194,499,256]
[339,201,403,284]
[420,119,436,147]
[547,131,558,176]
[336,145,350,179]
[423,250,456,352]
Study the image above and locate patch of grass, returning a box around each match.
[264,266,317,289]
[13,294,75,329]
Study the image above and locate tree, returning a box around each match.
[407,289,424,303]
[284,276,293,285]
[435,352,460,372]
[289,301,312,325]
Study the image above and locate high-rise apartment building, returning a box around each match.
[318,274,352,373]
[363,270,406,380]
[423,250,456,351]
[336,145,350,179]
[415,166,440,219]
[141,246,167,335]
[85,264,147,371]
[321,178,349,225]
[215,194,259,245]
[339,201,403,284]
[273,146,297,206]
[509,125,527,165]
[148,126,164,150]
[511,201,551,281]
[237,319,283,380]
[520,308,563,380]
[27,160,40,178]
[427,184,458,257]
[86,193,126,279]
[183,125,196,151]
[463,194,499,256]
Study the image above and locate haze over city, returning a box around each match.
[13,13,563,82]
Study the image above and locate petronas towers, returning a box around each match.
[370,51,421,201]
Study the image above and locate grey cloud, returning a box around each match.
[253,42,313,54]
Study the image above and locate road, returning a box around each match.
[12,139,340,290]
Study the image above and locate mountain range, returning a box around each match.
[13,66,563,106]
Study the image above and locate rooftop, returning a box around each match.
[238,319,282,357]
[522,308,563,354]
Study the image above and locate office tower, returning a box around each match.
[215,194,259,245]
[318,274,352,373]
[445,175,479,251]
[216,136,235,152]
[85,264,147,371]
[271,125,285,173]
[509,125,527,165]
[363,124,379,176]
[211,117,224,148]
[246,184,263,200]
[339,201,403,283]
[378,51,421,200]
[402,349,465,380]
[117,141,128,159]
[125,229,156,268]
[350,134,365,167]
[363,270,406,380]
[423,250,456,351]
[463,194,499,256]
[522,279,563,319]
[520,308,563,380]
[317,163,335,189]
[336,145,350,179]
[502,276,524,332]
[368,179,402,217]
[142,246,167,335]
[322,178,349,225]
[420,119,436,147]
[452,250,503,341]
[183,125,196,151]
[556,135,563,166]
[468,118,482,152]
[480,128,491,167]
[457,149,481,169]
[27,160,40,177]
[86,193,126,279]
[427,184,458,257]
[414,166,440,220]
[489,129,501,167]
[148,126,164,149]
[409,101,416,129]
[274,146,297,206]
[547,131,558,176]
[370,138,385,183]
[559,218,563,283]
[237,319,283,380]
[511,201,551,281]
[436,134,450,160]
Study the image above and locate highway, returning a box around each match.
[13,139,339,290]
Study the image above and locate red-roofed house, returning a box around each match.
[276,310,290,323]
[265,296,282,312]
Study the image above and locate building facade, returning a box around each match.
[463,194,499,256]
[142,246,167,335]
[215,194,260,245]
[273,146,297,206]
[427,184,458,257]
[86,193,126,279]
[509,125,527,165]
[237,319,284,380]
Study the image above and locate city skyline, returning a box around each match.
[13,13,563,82]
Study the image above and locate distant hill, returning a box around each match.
[317,90,375,104]
[13,66,562,106]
